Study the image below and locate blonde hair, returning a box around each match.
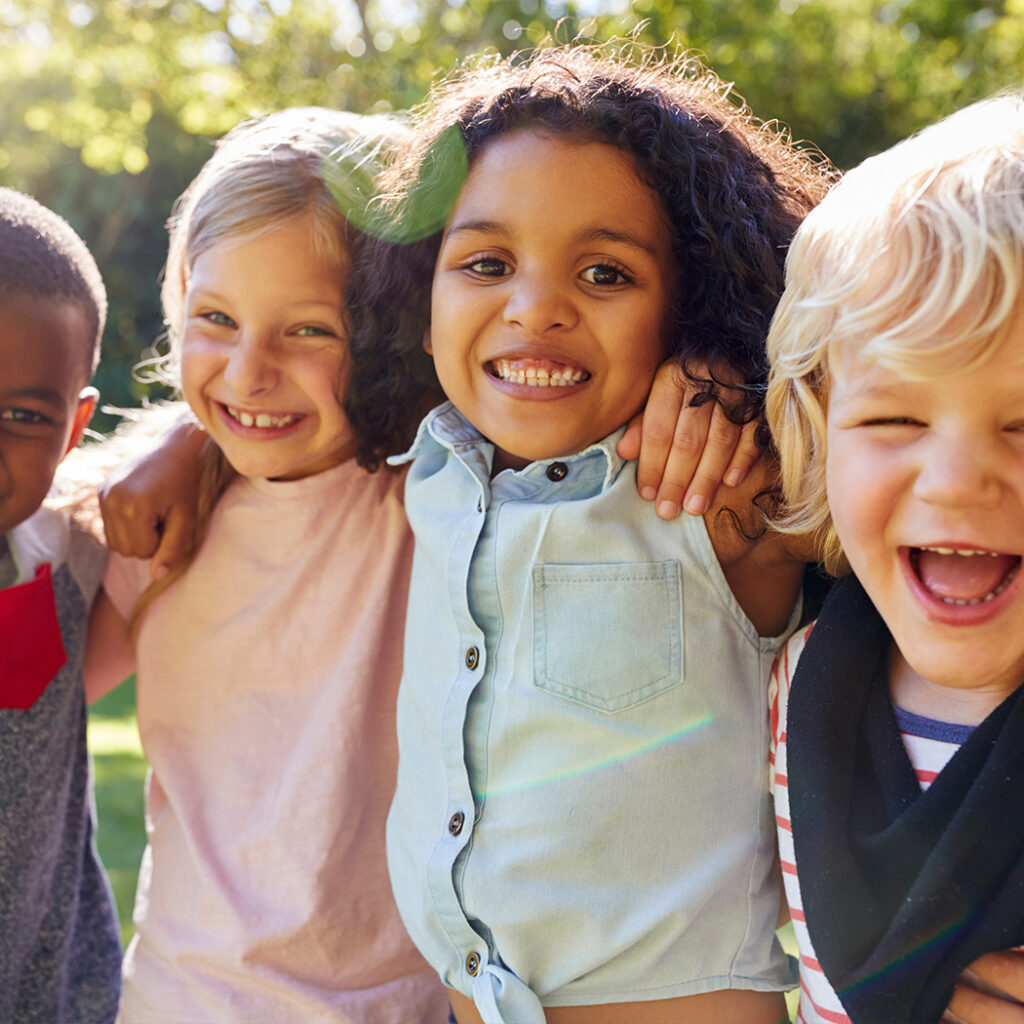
[766,92,1024,574]
[133,107,406,631]
[160,106,404,379]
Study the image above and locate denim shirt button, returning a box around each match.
[465,646,480,671]
[448,811,465,836]
[465,951,481,976]
[546,461,568,482]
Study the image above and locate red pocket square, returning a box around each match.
[0,563,67,709]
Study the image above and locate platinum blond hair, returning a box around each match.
[766,92,1024,574]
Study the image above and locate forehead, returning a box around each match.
[832,296,1024,391]
[451,130,670,249]
[0,292,92,399]
[187,216,350,294]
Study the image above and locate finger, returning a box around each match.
[99,489,158,559]
[668,402,744,518]
[723,418,762,488]
[150,505,197,580]
[635,363,693,502]
[964,953,1024,1003]
[616,413,643,464]
[642,399,713,517]
[948,979,1024,1024]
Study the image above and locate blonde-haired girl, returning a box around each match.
[85,108,449,1023]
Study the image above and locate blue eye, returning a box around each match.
[295,325,335,337]
[203,311,236,327]
[581,263,630,286]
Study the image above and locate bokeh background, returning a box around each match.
[5,0,1023,423]
[7,0,1020,958]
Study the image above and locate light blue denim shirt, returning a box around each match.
[387,403,798,1024]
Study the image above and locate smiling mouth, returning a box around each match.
[488,357,590,387]
[225,405,303,429]
[910,546,1022,606]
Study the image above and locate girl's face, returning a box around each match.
[426,130,673,471]
[181,214,356,481]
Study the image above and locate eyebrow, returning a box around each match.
[2,387,66,406]
[186,289,343,315]
[445,220,662,257]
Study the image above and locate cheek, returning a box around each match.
[302,351,352,424]
[827,448,893,555]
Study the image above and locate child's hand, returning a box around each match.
[99,416,206,579]
[944,952,1024,1023]
[616,360,761,520]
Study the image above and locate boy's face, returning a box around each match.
[0,293,97,537]
[427,130,673,472]
[826,309,1024,717]
[180,214,356,481]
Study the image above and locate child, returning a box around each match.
[766,94,1024,1024]
[83,109,450,1022]
[362,46,829,1024]
[0,188,120,1022]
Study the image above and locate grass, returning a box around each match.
[88,676,147,948]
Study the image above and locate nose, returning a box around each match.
[913,433,1002,508]
[502,270,578,334]
[222,332,279,397]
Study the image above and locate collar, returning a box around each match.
[5,507,69,586]
[390,402,628,499]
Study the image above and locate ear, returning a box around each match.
[422,329,432,355]
[64,387,98,456]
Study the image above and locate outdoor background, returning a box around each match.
[6,0,1020,953]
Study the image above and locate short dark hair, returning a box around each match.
[0,187,106,377]
[344,44,834,467]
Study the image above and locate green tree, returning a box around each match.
[2,0,1021,421]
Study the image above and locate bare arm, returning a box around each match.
[617,361,761,520]
[99,407,206,577]
[83,589,136,704]
[943,953,1024,1023]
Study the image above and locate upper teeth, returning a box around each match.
[492,359,587,387]
[919,547,999,557]
[228,407,300,429]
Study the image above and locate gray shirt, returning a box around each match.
[0,509,120,1023]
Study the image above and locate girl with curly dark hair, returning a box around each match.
[372,44,830,1024]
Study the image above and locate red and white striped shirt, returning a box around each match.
[769,624,967,1024]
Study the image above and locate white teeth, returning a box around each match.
[491,359,587,387]
[227,407,300,429]
[920,546,998,557]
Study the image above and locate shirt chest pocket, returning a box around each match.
[531,561,683,713]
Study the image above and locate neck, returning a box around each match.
[887,644,1018,726]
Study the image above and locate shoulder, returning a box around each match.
[8,507,72,576]
[703,457,808,637]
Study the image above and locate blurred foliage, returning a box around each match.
[2,0,1021,424]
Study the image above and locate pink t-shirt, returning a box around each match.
[105,459,447,1023]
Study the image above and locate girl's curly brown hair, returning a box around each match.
[345,43,834,466]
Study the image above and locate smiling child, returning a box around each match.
[767,92,1024,1023]
[0,187,120,1023]
[365,45,830,1024]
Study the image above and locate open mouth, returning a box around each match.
[488,357,590,388]
[909,546,1022,606]
[225,405,303,429]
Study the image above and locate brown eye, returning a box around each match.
[581,263,629,286]
[0,408,48,425]
[467,257,508,277]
